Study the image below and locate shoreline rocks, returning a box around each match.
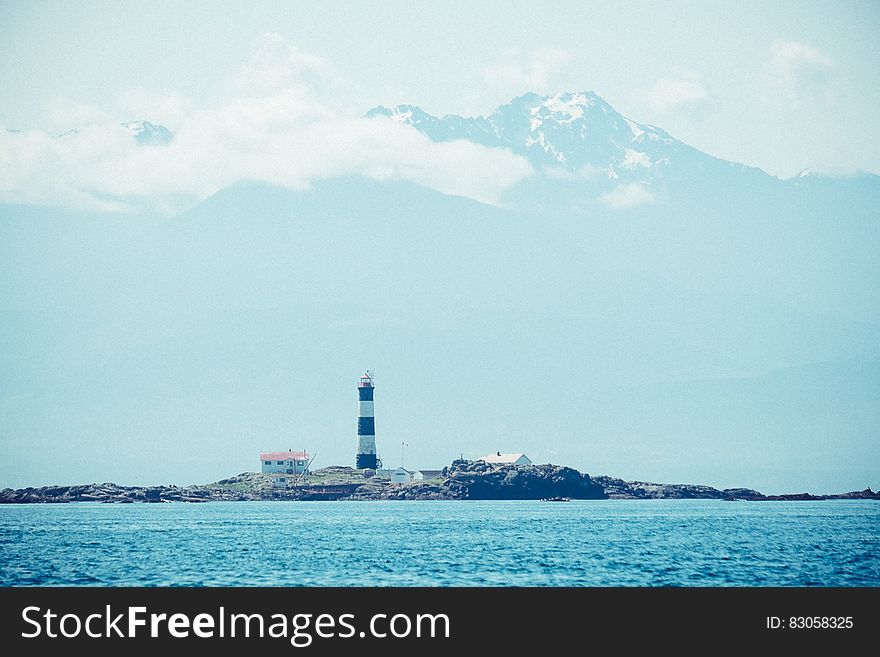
[591,476,880,501]
[1,463,877,503]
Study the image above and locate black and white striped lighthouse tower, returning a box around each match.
[356,371,379,469]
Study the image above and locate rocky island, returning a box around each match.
[1,460,878,504]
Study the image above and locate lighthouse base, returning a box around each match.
[356,453,378,469]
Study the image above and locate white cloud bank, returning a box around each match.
[648,70,708,113]
[483,47,573,95]
[762,40,833,104]
[0,35,533,213]
[599,183,655,210]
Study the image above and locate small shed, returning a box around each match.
[413,469,443,481]
[391,467,414,484]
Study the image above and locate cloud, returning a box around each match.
[598,183,655,209]
[647,70,708,113]
[227,33,333,96]
[42,98,115,134]
[115,90,191,129]
[543,164,606,181]
[483,47,573,94]
[0,35,533,213]
[762,40,833,103]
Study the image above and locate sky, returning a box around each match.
[1,0,879,194]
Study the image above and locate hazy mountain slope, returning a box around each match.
[1,175,878,491]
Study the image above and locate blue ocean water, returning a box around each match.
[0,500,877,586]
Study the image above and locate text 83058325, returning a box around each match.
[766,616,854,630]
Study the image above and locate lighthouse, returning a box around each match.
[356,371,379,469]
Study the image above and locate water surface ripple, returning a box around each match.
[1,500,877,586]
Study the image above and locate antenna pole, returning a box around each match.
[295,452,318,486]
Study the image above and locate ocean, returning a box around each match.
[1,500,877,586]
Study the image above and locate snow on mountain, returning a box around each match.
[120,120,173,146]
[48,121,173,145]
[367,91,762,186]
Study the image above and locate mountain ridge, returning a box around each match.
[367,90,767,187]
[28,88,878,201]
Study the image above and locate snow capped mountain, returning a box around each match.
[48,121,173,145]
[120,120,173,145]
[368,91,762,185]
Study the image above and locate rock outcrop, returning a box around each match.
[443,460,605,500]
[346,460,606,500]
[1,466,877,503]
[594,476,767,500]
[591,476,880,501]
[595,476,728,500]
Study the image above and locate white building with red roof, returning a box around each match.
[260,450,310,475]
